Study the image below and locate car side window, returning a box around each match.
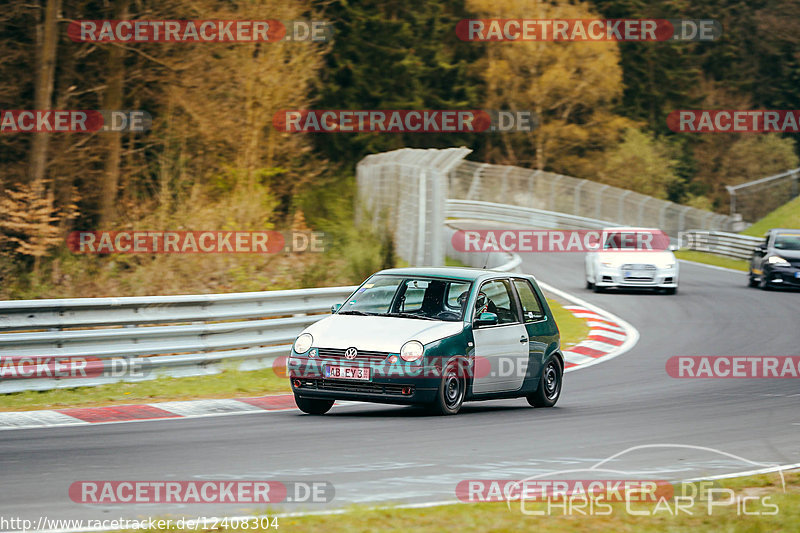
[476,279,521,325]
[513,279,545,322]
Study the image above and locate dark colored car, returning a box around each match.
[287,267,564,415]
[749,228,800,289]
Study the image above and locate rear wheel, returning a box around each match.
[428,359,465,415]
[527,358,562,408]
[294,396,334,415]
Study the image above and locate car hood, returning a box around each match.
[302,314,465,352]
[597,250,675,266]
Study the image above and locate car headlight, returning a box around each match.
[767,255,789,265]
[400,340,424,362]
[663,263,675,269]
[293,333,313,354]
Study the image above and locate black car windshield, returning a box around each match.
[774,234,800,251]
[339,276,472,321]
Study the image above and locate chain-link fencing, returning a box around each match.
[357,148,739,266]
[726,168,800,222]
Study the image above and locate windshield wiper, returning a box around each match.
[338,310,375,316]
[383,312,436,321]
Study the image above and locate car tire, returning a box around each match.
[527,358,562,408]
[759,275,772,290]
[428,359,465,415]
[748,273,759,287]
[593,283,604,293]
[294,396,334,415]
[586,279,594,290]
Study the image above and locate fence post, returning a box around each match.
[596,184,610,220]
[574,180,588,215]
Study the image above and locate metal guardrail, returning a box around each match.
[446,199,620,231]
[0,286,357,393]
[0,228,522,394]
[678,231,762,260]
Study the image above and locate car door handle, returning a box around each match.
[520,336,528,343]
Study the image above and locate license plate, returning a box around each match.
[624,270,647,278]
[325,365,371,381]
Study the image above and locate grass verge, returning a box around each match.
[0,262,590,412]
[549,299,590,349]
[741,195,800,237]
[675,249,749,272]
[118,471,799,532]
[0,368,290,412]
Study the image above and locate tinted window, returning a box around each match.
[476,279,520,324]
[340,276,472,321]
[773,234,800,251]
[513,279,544,322]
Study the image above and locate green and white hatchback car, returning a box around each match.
[288,267,564,415]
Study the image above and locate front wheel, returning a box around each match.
[748,272,759,287]
[527,358,562,408]
[428,359,465,415]
[294,396,334,415]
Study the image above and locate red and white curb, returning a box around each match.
[562,306,629,369]
[537,280,639,374]
[0,395,300,431]
[0,282,638,431]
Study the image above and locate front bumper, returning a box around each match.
[287,355,440,405]
[595,267,678,289]
[762,265,800,287]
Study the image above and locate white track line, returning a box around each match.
[538,280,640,373]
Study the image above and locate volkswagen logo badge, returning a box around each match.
[344,347,358,360]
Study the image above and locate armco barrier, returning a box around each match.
[678,230,762,260]
[0,286,356,393]
[0,246,522,393]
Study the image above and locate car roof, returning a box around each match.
[602,226,660,232]
[768,228,800,235]
[373,267,535,282]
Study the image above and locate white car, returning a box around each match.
[584,227,679,294]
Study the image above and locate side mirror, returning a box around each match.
[474,312,498,327]
[331,303,342,313]
[753,246,766,255]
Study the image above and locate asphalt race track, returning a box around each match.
[1,253,799,524]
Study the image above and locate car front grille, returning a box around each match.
[297,379,410,395]
[317,348,391,363]
[621,264,657,270]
